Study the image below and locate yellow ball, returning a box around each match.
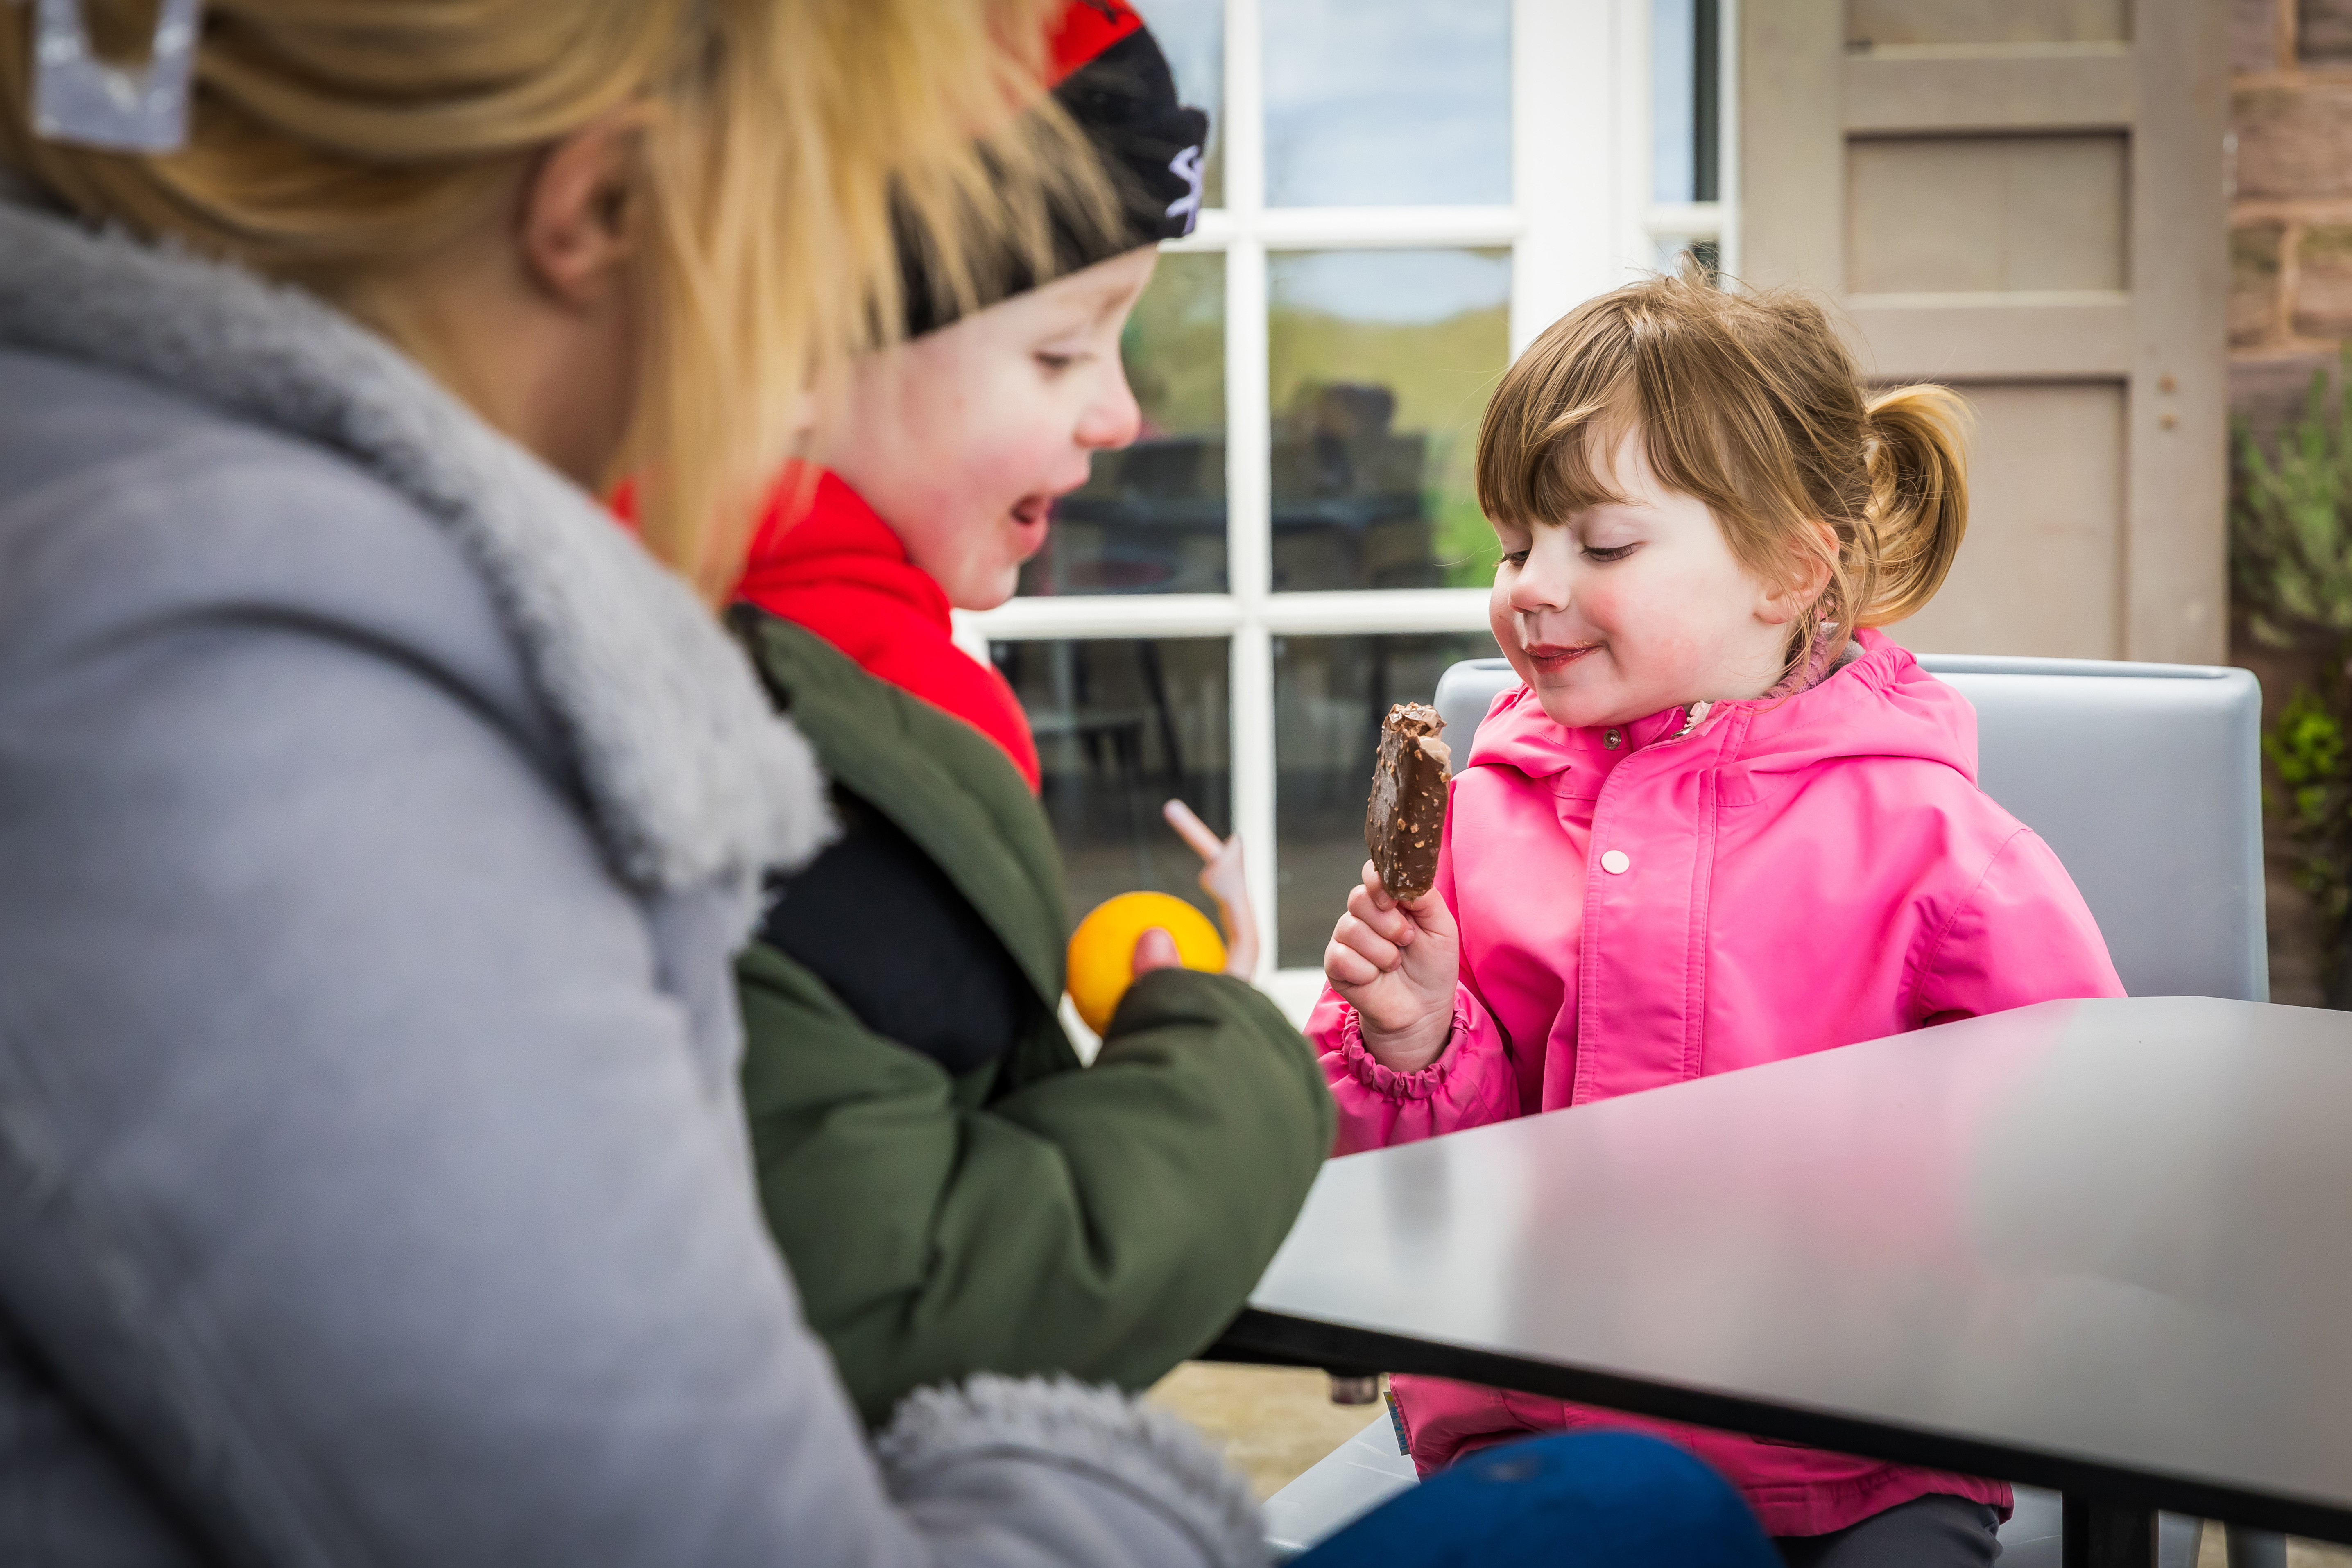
[1066,891,1227,1035]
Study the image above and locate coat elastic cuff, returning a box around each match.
[876,1374,1265,1566]
[1336,1002,1472,1102]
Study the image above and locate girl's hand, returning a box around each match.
[1324,859,1458,1073]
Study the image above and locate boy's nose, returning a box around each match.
[1076,363,1143,450]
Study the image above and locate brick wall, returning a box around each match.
[2232,0,2352,438]
[2230,0,2347,1004]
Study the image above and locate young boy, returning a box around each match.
[726,0,1333,1428]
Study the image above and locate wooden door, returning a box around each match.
[1742,0,2228,663]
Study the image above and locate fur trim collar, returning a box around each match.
[0,199,830,896]
[878,1376,1266,1566]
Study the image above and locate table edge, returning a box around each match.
[1211,1309,2352,1545]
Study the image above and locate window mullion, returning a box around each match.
[1223,0,1277,976]
[1716,0,1742,279]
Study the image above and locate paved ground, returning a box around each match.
[1148,1362,2352,1563]
[1145,1362,1388,1500]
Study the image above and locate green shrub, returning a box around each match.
[2234,352,2352,649]
[2264,688,2351,938]
[2234,351,2352,988]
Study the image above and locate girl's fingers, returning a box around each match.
[1358,858,1398,912]
[1324,939,1379,989]
[1395,885,1458,941]
[1345,881,1415,944]
[1332,912,1402,973]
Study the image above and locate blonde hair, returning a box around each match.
[1476,265,1970,677]
[0,0,1110,596]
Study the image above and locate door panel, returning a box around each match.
[1847,136,2129,294]
[1845,0,2130,47]
[1746,0,2226,663]
[1890,384,2124,658]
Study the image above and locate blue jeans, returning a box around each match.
[1295,1430,1779,1568]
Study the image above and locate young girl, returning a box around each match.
[1314,270,2125,1564]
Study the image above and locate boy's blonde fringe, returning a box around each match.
[1476,261,1972,678]
[0,0,1111,600]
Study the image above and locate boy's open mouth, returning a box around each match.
[1523,641,1600,674]
[1009,494,1054,557]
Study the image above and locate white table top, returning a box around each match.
[1232,997,2352,1542]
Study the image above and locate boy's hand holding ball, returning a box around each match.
[1325,860,1458,1073]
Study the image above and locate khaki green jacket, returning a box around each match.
[733,613,1334,1426]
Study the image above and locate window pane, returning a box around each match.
[1020,251,1227,597]
[1263,0,1511,208]
[995,637,1232,930]
[1134,0,1224,209]
[1652,0,1721,204]
[1268,249,1511,593]
[1653,0,1696,204]
[1273,631,1502,968]
[1016,255,1223,597]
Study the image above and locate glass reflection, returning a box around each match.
[1273,631,1502,968]
[1268,249,1511,593]
[1134,0,1224,209]
[994,637,1232,928]
[1263,0,1510,208]
[1020,251,1227,597]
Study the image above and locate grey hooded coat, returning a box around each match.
[0,190,1265,1568]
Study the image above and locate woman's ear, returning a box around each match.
[518,106,649,311]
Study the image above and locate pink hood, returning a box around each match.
[1469,627,1980,786]
[1308,630,2123,1536]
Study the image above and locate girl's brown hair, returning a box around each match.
[1476,264,1970,677]
[0,0,1112,596]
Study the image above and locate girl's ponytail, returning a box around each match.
[1480,272,1974,678]
[1856,385,1972,627]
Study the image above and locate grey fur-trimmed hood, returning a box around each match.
[879,1376,1268,1567]
[0,195,830,896]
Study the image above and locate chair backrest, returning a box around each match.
[1430,654,2267,1002]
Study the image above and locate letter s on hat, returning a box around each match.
[1166,145,1204,235]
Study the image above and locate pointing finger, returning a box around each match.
[1162,799,1227,863]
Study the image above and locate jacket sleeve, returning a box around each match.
[738,944,1335,1427]
[1305,800,1522,1155]
[1910,826,2128,1023]
[1308,985,1521,1154]
[0,458,1259,1568]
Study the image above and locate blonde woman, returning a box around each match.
[0,3,1279,1563]
[0,5,1792,1564]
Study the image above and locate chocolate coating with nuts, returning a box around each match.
[1365,702,1451,900]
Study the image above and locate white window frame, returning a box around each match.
[956,0,1735,1024]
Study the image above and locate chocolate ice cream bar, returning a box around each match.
[1365,702,1452,899]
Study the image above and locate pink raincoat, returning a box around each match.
[1308,629,2124,1538]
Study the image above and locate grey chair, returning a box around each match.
[1267,653,2274,1566]
[1433,653,2266,1005]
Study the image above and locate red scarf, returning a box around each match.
[732,471,1043,791]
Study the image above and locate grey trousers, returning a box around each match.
[1775,1494,2003,1568]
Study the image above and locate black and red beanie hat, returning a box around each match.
[899,0,1210,337]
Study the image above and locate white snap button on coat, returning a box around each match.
[1600,849,1630,875]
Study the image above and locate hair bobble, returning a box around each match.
[11,0,202,153]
